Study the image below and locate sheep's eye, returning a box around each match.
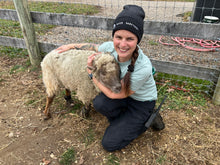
[102,71,107,76]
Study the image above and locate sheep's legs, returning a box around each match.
[43,95,55,119]
[64,89,90,118]
[81,103,91,118]
[64,89,74,106]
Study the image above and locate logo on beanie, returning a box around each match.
[125,22,139,31]
[113,22,123,30]
[113,21,139,31]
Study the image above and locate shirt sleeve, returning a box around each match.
[98,41,114,53]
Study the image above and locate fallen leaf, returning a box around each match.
[50,153,57,159]
[187,96,191,101]
[79,155,84,164]
[42,158,51,165]
[167,88,174,93]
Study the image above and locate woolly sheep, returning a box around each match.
[41,49,121,119]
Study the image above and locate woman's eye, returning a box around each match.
[127,38,134,41]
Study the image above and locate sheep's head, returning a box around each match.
[92,53,121,93]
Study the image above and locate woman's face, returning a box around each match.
[113,30,138,62]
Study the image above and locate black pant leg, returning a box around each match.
[101,98,155,152]
[93,92,127,121]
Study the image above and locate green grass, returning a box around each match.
[0,19,55,38]
[156,154,167,164]
[69,101,83,114]
[0,19,23,38]
[106,154,120,165]
[0,46,43,76]
[81,127,95,147]
[0,1,101,38]
[156,76,209,113]
[9,64,24,74]
[183,11,192,21]
[59,147,76,165]
[0,46,31,74]
[0,46,28,58]
[154,72,211,114]
[155,72,214,95]
[149,40,159,46]
[0,1,101,15]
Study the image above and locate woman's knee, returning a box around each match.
[93,93,108,113]
[93,93,125,114]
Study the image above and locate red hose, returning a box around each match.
[156,82,190,92]
[159,36,220,52]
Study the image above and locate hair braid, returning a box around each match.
[123,46,139,96]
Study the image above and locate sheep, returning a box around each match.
[41,49,121,119]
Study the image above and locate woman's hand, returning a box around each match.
[56,44,74,53]
[56,43,99,53]
[87,52,101,69]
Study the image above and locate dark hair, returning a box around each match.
[123,46,139,96]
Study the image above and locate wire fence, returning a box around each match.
[0,0,220,100]
[29,0,220,23]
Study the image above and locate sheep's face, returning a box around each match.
[94,60,121,93]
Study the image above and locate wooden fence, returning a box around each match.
[0,0,219,105]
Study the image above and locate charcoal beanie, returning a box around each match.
[112,5,145,44]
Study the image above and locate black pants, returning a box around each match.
[93,92,155,152]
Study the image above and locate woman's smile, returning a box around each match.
[119,47,129,53]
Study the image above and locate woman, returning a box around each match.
[57,5,165,152]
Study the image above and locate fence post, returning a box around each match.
[13,0,41,67]
[212,75,220,105]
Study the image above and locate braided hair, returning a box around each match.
[123,46,139,96]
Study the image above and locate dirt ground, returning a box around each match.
[0,53,219,165]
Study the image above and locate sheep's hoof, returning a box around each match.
[44,113,52,120]
[66,99,75,107]
[80,107,90,118]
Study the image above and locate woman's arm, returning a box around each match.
[92,76,134,99]
[56,43,99,53]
